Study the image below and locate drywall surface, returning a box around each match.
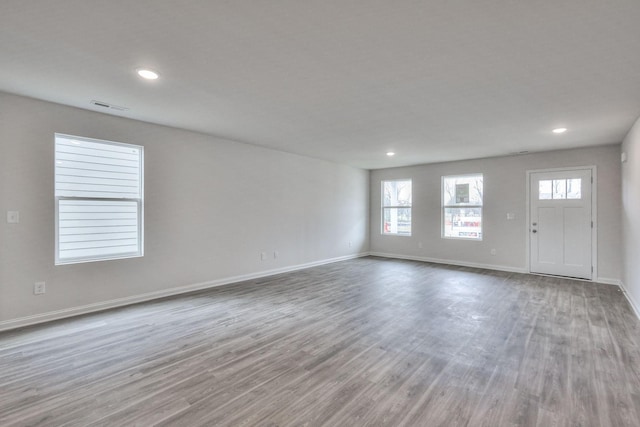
[370,145,622,281]
[622,116,640,315]
[0,93,369,324]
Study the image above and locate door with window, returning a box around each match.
[529,169,592,279]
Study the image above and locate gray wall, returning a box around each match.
[622,116,640,315]
[370,145,622,282]
[0,93,369,325]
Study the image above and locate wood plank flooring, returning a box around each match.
[1,256,640,426]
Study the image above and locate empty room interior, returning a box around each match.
[2,1,640,426]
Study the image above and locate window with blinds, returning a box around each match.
[55,134,144,264]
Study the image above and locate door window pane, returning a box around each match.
[567,179,582,199]
[539,180,552,200]
[552,180,566,199]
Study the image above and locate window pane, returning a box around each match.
[383,181,392,206]
[444,207,482,239]
[55,135,141,199]
[58,200,140,261]
[443,175,483,206]
[383,180,412,207]
[552,179,566,199]
[55,134,143,265]
[539,180,552,200]
[383,208,411,235]
[567,178,582,199]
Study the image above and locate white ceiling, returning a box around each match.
[1,1,639,169]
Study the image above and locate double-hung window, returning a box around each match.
[55,134,144,264]
[382,179,412,236]
[442,174,483,240]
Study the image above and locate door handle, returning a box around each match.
[532,229,537,233]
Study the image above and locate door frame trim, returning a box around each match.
[525,165,597,280]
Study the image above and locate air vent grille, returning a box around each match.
[90,100,130,112]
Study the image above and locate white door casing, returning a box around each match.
[529,169,593,279]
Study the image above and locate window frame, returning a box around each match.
[381,179,412,237]
[54,134,144,265]
[441,173,483,241]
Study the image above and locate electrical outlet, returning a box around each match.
[260,252,267,261]
[418,242,423,249]
[490,249,497,256]
[7,211,19,223]
[348,241,352,248]
[34,281,46,295]
[273,251,279,259]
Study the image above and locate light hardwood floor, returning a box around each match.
[1,257,640,426]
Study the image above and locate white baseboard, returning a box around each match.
[0,253,369,332]
[368,252,527,274]
[595,277,621,286]
[618,281,640,321]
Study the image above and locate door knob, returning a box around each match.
[532,229,537,233]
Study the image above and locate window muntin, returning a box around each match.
[382,180,412,236]
[442,174,483,240]
[55,134,144,264]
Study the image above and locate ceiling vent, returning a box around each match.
[90,100,130,112]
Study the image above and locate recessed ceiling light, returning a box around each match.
[552,127,567,134]
[137,69,159,80]
[386,152,395,156]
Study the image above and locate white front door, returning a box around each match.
[529,169,592,279]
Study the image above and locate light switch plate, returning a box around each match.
[7,211,19,223]
[34,282,46,295]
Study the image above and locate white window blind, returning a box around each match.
[55,134,143,264]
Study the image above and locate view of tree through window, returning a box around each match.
[382,180,412,236]
[442,174,483,239]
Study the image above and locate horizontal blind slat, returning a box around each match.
[56,175,139,186]
[57,161,140,176]
[60,238,139,251]
[60,225,139,235]
[59,245,139,260]
[56,152,139,167]
[60,200,137,207]
[56,190,141,199]
[56,145,139,162]
[59,219,138,228]
[56,137,141,155]
[56,168,138,181]
[59,231,138,243]
[56,182,140,198]
[59,212,137,220]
